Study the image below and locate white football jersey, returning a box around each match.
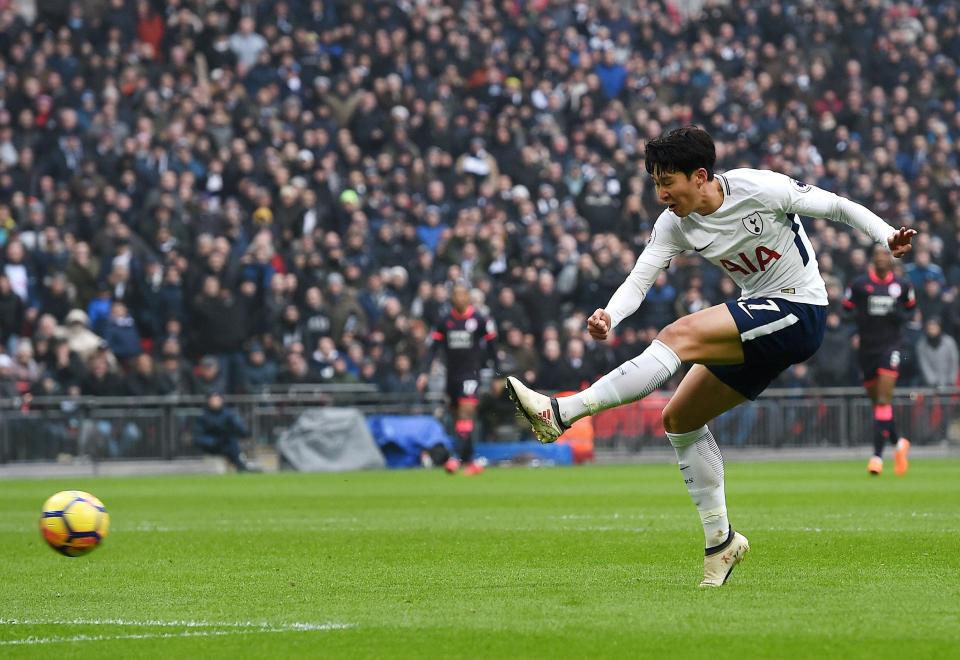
[607,168,897,328]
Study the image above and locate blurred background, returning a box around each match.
[0,0,958,468]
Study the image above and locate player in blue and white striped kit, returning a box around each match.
[507,126,916,587]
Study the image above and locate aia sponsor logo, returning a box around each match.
[720,247,782,275]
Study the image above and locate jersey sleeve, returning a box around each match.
[606,212,688,329]
[762,171,895,248]
[480,315,497,342]
[842,282,858,311]
[901,279,917,310]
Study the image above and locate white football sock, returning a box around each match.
[556,340,681,425]
[666,425,731,550]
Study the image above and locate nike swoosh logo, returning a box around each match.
[680,465,691,471]
[694,242,714,253]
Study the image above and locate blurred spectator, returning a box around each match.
[641,273,678,330]
[537,338,576,391]
[614,326,651,364]
[124,354,164,397]
[0,354,19,398]
[917,319,959,387]
[492,287,531,334]
[80,352,124,397]
[40,273,72,323]
[309,336,340,381]
[193,392,257,472]
[0,274,25,350]
[64,242,99,311]
[301,287,333,352]
[102,301,142,361]
[905,250,946,290]
[326,274,368,343]
[157,349,198,396]
[195,355,228,396]
[810,313,858,386]
[496,326,539,384]
[277,350,315,386]
[46,337,85,391]
[12,339,40,392]
[380,353,420,394]
[58,309,115,368]
[776,363,816,390]
[478,377,527,441]
[241,342,277,394]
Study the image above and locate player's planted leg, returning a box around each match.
[662,366,750,586]
[667,426,730,548]
[666,424,749,587]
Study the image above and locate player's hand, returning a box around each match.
[888,227,917,258]
[587,308,612,341]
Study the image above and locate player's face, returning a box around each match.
[872,246,893,274]
[652,169,703,217]
[452,286,470,311]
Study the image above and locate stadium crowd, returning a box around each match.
[0,0,959,403]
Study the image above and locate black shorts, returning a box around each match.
[707,298,827,400]
[446,376,480,404]
[859,347,901,383]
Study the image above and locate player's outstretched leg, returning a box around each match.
[506,340,682,444]
[507,305,742,444]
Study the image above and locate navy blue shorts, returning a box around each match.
[707,298,827,400]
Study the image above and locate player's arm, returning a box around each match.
[481,317,498,372]
[775,173,916,257]
[841,282,859,318]
[899,279,917,321]
[416,326,445,391]
[590,214,686,340]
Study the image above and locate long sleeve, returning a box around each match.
[775,175,895,248]
[606,213,687,328]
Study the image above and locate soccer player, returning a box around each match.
[843,245,916,476]
[425,282,498,475]
[506,126,916,587]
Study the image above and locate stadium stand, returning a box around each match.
[0,0,958,407]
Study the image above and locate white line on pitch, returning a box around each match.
[0,621,354,646]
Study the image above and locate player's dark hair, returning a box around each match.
[645,126,716,181]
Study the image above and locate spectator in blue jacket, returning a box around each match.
[102,301,142,361]
[595,47,627,99]
[193,391,258,471]
[240,341,278,393]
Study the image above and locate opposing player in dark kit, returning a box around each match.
[427,283,497,475]
[844,246,916,476]
[506,126,916,587]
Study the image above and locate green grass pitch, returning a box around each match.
[1,460,958,659]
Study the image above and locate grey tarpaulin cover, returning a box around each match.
[277,408,385,472]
